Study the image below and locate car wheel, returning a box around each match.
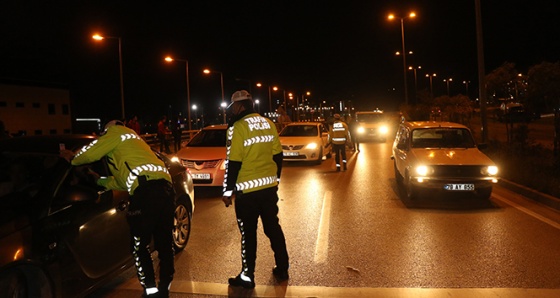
[405,172,418,200]
[476,187,492,200]
[173,199,192,252]
[314,149,323,165]
[394,161,403,185]
[0,271,28,298]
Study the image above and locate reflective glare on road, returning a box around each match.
[93,138,560,298]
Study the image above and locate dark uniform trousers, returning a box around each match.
[127,178,176,290]
[234,186,289,278]
[333,143,347,168]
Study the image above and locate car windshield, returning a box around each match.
[280,125,318,137]
[187,129,226,147]
[356,113,384,123]
[411,128,476,148]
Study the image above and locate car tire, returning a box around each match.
[314,149,323,165]
[173,199,192,252]
[394,161,403,185]
[405,172,418,200]
[476,187,492,200]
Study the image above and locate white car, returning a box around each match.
[173,125,227,187]
[354,110,390,142]
[279,122,332,164]
[391,121,499,200]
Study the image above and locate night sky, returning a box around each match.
[1,1,559,125]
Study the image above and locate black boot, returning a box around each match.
[272,266,289,281]
[228,274,255,289]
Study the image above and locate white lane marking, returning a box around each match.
[493,193,560,230]
[314,190,332,263]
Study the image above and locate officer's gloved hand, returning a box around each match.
[222,196,233,207]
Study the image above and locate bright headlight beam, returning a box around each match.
[306,142,318,149]
[487,166,498,175]
[416,165,429,176]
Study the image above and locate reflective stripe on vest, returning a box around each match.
[126,164,169,193]
[244,135,274,146]
[332,137,346,142]
[74,140,98,158]
[235,175,277,191]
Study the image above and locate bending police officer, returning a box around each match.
[61,120,175,298]
[222,90,290,289]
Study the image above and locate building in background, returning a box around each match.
[0,81,71,136]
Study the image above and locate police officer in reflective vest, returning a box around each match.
[222,90,290,289]
[62,120,175,298]
[329,113,350,171]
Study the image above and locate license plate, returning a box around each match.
[284,152,299,156]
[192,173,211,180]
[444,184,475,191]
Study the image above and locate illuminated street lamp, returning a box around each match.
[220,102,227,124]
[92,33,125,119]
[203,68,225,107]
[272,86,287,112]
[408,65,422,100]
[425,73,437,98]
[192,104,198,129]
[256,82,273,113]
[444,78,453,96]
[388,11,416,105]
[165,56,191,130]
[255,99,260,113]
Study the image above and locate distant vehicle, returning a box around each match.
[354,110,389,142]
[495,102,532,123]
[0,135,194,298]
[173,124,227,187]
[391,121,499,200]
[279,122,332,164]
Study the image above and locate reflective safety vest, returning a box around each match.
[329,121,350,145]
[72,125,171,195]
[224,113,282,194]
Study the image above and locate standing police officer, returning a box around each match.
[329,114,350,171]
[222,90,290,289]
[61,120,175,298]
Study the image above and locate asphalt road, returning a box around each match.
[91,138,560,298]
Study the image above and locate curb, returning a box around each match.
[498,179,560,211]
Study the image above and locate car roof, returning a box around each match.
[285,122,322,126]
[0,135,96,154]
[403,121,470,129]
[201,124,228,130]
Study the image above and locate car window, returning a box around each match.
[411,128,475,148]
[0,152,58,200]
[188,129,227,147]
[280,125,318,137]
[356,113,384,123]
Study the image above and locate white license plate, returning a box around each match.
[192,173,211,180]
[444,184,475,191]
[284,152,299,156]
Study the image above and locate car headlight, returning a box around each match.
[379,125,389,134]
[483,166,498,176]
[357,127,365,134]
[306,142,318,149]
[220,160,227,170]
[170,156,180,163]
[415,165,433,176]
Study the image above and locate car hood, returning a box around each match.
[176,147,226,160]
[280,136,319,145]
[410,148,495,166]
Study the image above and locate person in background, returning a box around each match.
[158,115,171,154]
[222,90,289,289]
[329,114,350,171]
[60,120,176,297]
[127,115,141,135]
[0,120,11,140]
[171,117,182,153]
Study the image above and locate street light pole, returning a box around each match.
[444,78,453,96]
[203,69,226,123]
[408,65,421,101]
[92,34,125,120]
[388,12,416,105]
[426,73,437,98]
[165,56,191,130]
